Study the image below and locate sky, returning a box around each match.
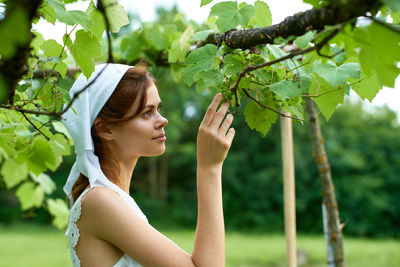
[33,0,400,118]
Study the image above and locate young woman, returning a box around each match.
[62,63,235,267]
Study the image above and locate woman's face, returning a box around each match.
[110,81,168,159]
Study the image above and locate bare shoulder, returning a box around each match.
[81,186,124,210]
[79,187,133,235]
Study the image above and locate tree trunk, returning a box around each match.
[305,98,344,267]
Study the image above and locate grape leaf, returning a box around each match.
[41,39,66,59]
[248,1,272,27]
[210,1,255,32]
[244,97,278,136]
[144,23,171,50]
[192,30,214,41]
[103,0,130,33]
[309,76,344,120]
[295,31,314,49]
[69,29,101,79]
[182,44,218,86]
[33,173,56,194]
[195,69,224,93]
[269,75,311,100]
[201,0,214,7]
[58,10,92,31]
[47,198,69,229]
[86,1,106,40]
[0,158,28,188]
[355,22,400,88]
[313,61,360,87]
[350,72,382,102]
[121,32,143,62]
[169,25,195,63]
[15,182,44,210]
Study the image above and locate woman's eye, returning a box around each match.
[143,110,151,118]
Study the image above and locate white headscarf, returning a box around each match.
[61,63,131,204]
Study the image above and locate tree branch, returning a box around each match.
[202,0,381,49]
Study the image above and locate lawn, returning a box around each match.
[0,224,399,267]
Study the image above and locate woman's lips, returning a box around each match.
[152,134,166,141]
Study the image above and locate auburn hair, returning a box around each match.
[70,65,155,203]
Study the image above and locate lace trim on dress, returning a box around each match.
[68,195,83,267]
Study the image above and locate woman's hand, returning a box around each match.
[197,93,235,168]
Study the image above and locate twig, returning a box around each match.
[242,89,304,121]
[302,87,343,98]
[20,112,50,141]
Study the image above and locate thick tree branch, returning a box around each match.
[203,0,381,49]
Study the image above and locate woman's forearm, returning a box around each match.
[192,164,225,267]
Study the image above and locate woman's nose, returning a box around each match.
[156,114,168,128]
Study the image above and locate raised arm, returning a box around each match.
[192,93,235,267]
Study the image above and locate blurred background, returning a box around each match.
[1,1,400,267]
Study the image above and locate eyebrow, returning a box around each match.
[144,101,162,109]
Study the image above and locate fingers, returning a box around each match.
[210,100,230,129]
[226,128,235,143]
[200,93,222,127]
[219,113,233,136]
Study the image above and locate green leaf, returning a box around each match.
[309,76,344,120]
[0,7,29,59]
[244,97,278,136]
[0,158,28,188]
[248,1,272,27]
[382,0,400,12]
[313,61,360,87]
[182,44,218,86]
[121,32,143,62]
[144,23,170,50]
[39,4,57,24]
[15,182,44,210]
[354,22,400,88]
[350,73,382,102]
[192,30,214,41]
[103,0,130,33]
[27,135,57,175]
[41,39,66,59]
[50,133,71,156]
[169,25,195,63]
[69,29,101,79]
[282,102,304,120]
[86,0,106,40]
[47,198,69,229]
[295,31,314,49]
[210,1,255,32]
[266,44,296,70]
[269,76,311,100]
[195,69,224,93]
[58,10,92,31]
[201,0,214,7]
[33,173,56,194]
[223,54,246,76]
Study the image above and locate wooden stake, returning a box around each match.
[280,109,297,267]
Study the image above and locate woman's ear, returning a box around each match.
[94,118,115,140]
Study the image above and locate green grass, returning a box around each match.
[0,224,399,267]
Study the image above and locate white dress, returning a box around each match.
[66,186,148,267]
